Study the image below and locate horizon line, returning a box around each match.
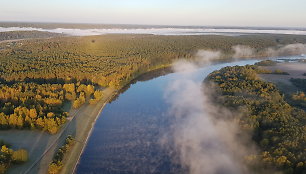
[0,20,306,30]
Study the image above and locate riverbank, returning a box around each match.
[59,87,117,174]
[0,63,173,174]
[75,58,268,173]
[61,58,305,174]
[0,88,116,174]
[2,58,302,173]
[64,64,173,174]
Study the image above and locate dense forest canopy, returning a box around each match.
[0,81,102,134]
[206,65,306,174]
[0,33,305,173]
[0,31,64,42]
[0,34,305,134]
[1,34,306,88]
[0,34,305,173]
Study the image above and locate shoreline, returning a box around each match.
[66,58,268,174]
[3,56,303,173]
[70,89,119,174]
[60,64,173,174]
[58,57,304,174]
[57,87,117,174]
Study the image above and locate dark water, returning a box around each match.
[75,59,263,174]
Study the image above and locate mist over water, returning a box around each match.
[76,50,305,173]
[232,45,256,58]
[160,44,306,174]
[161,55,256,174]
[265,43,306,57]
[64,32,306,173]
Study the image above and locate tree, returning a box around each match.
[47,112,55,118]
[29,109,37,119]
[0,113,8,129]
[9,114,18,127]
[1,145,9,154]
[72,92,86,108]
[77,84,86,93]
[48,162,62,174]
[17,115,24,128]
[46,119,58,134]
[93,90,103,100]
[36,117,45,128]
[63,84,75,93]
[86,85,95,96]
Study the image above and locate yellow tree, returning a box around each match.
[29,109,37,119]
[1,145,9,154]
[86,85,95,96]
[9,114,18,127]
[17,115,24,128]
[46,119,58,134]
[0,113,8,128]
[47,112,55,118]
[36,117,45,128]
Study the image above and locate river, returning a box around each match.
[75,57,301,174]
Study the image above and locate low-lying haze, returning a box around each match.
[161,44,306,174]
[1,27,306,36]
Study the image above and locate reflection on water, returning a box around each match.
[109,67,173,104]
[76,57,301,174]
[76,67,182,174]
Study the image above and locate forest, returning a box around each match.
[1,34,306,88]
[0,34,305,135]
[206,65,306,174]
[0,31,63,42]
[0,82,103,134]
[0,34,306,173]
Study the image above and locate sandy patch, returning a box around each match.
[259,62,306,93]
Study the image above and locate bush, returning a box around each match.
[272,69,289,75]
[255,60,277,66]
[0,143,28,173]
[48,136,74,174]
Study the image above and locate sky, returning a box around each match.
[0,0,306,27]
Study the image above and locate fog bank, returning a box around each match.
[231,44,306,59]
[1,27,306,36]
[161,52,257,174]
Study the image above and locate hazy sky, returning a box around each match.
[1,0,305,27]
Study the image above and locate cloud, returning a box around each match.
[265,43,306,57]
[232,45,255,58]
[195,50,222,65]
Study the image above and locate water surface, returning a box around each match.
[76,57,301,174]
